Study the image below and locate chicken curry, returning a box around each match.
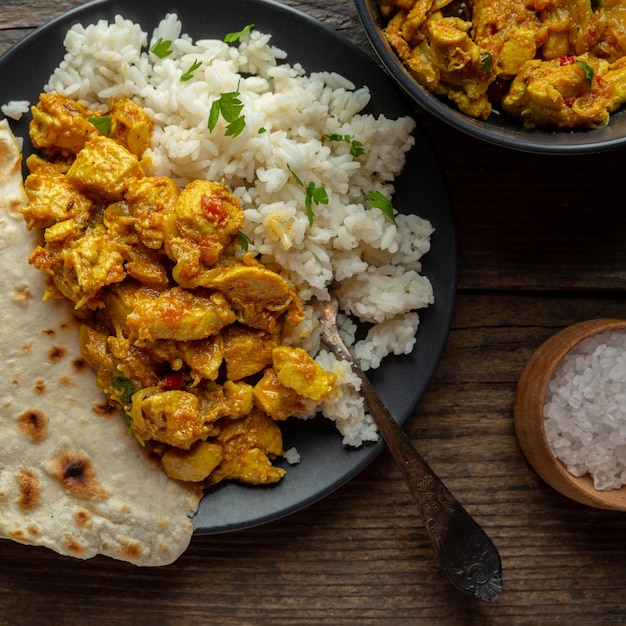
[380,0,626,129]
[21,93,336,487]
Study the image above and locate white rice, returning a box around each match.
[9,13,435,446]
[544,330,626,490]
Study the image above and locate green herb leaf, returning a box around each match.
[575,59,595,85]
[350,140,365,158]
[591,0,603,8]
[258,127,267,134]
[88,115,111,136]
[225,115,246,137]
[287,165,327,225]
[238,230,250,251]
[180,59,202,82]
[367,191,397,226]
[150,37,173,59]
[287,164,304,187]
[124,413,134,436]
[208,85,246,137]
[113,374,135,405]
[326,133,366,158]
[480,51,493,74]
[304,182,328,225]
[208,100,221,132]
[224,24,255,43]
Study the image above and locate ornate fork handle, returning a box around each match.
[318,304,502,601]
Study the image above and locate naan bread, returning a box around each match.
[0,120,201,565]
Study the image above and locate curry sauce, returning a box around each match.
[21,93,336,487]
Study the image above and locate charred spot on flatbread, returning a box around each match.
[33,379,46,394]
[48,345,67,362]
[72,357,88,372]
[73,508,94,530]
[48,450,109,501]
[15,469,40,510]
[64,534,88,557]
[17,409,48,442]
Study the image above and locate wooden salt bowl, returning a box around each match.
[514,318,626,511]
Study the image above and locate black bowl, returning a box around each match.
[355,0,626,154]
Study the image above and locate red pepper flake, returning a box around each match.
[560,56,576,66]
[161,372,185,390]
[564,96,576,107]
[201,193,227,226]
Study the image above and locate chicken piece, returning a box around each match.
[99,281,151,335]
[107,98,153,158]
[146,336,224,385]
[198,257,305,333]
[208,409,286,485]
[222,380,255,419]
[222,324,279,380]
[503,54,610,128]
[66,135,144,201]
[79,324,120,397]
[30,223,130,310]
[22,168,93,229]
[125,176,180,250]
[253,368,313,420]
[161,441,223,482]
[603,57,626,113]
[29,93,97,156]
[472,0,548,79]
[126,286,237,343]
[272,346,336,402]
[164,179,245,285]
[592,0,626,62]
[130,388,218,449]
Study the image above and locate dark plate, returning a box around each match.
[0,0,456,534]
[355,0,626,155]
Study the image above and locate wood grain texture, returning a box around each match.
[2,1,626,624]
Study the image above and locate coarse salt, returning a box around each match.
[544,330,626,490]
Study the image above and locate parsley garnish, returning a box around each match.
[150,38,173,59]
[224,24,255,43]
[258,127,267,134]
[208,83,246,137]
[287,164,328,225]
[367,191,397,226]
[480,52,493,75]
[326,133,365,158]
[113,374,135,405]
[576,59,595,85]
[238,230,250,251]
[180,59,202,82]
[88,115,111,136]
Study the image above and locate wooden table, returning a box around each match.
[2,1,626,624]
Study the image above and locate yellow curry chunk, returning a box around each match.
[162,441,223,483]
[207,410,286,485]
[381,0,626,128]
[272,346,337,402]
[165,179,245,285]
[21,94,337,488]
[67,135,145,201]
[30,92,97,156]
[253,368,313,421]
[126,287,237,343]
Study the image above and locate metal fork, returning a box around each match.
[314,296,502,601]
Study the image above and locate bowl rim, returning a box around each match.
[354,0,626,155]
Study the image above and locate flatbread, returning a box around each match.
[0,120,201,565]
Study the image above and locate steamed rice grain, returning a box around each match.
[11,13,435,446]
